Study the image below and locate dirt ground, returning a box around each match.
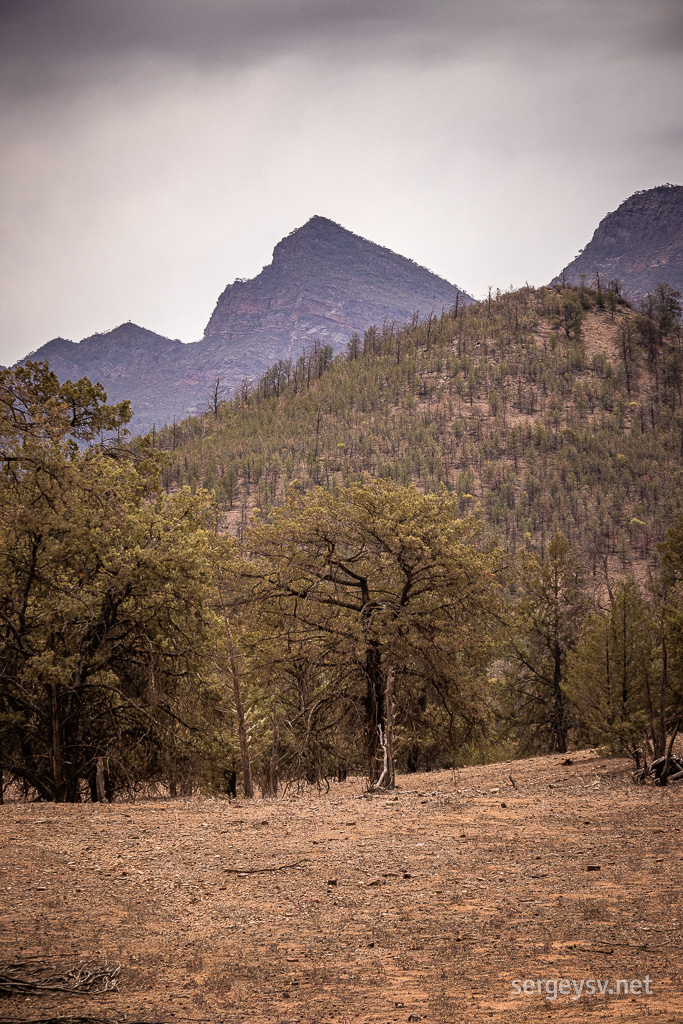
[1,750,681,1024]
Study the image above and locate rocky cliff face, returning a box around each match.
[203,216,471,365]
[553,184,683,299]
[23,217,471,434]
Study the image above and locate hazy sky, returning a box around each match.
[1,0,681,364]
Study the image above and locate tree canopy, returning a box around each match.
[0,363,225,801]
[3,288,683,801]
[239,480,505,785]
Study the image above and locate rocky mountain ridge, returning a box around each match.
[31,324,194,431]
[203,216,469,358]
[19,188,683,436]
[22,217,471,434]
[554,184,683,299]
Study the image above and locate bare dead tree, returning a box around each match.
[206,376,227,417]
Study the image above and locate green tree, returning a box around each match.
[566,577,656,758]
[656,516,683,757]
[652,282,682,337]
[0,363,223,802]
[560,292,583,340]
[503,533,588,753]
[242,480,504,785]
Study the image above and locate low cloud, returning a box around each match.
[4,0,681,93]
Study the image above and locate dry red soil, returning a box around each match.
[1,750,681,1024]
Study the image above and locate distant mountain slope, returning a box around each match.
[203,215,472,362]
[22,218,471,435]
[22,324,194,434]
[553,184,683,299]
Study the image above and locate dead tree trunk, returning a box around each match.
[364,639,384,785]
[266,703,279,797]
[376,667,395,790]
[49,681,66,802]
[383,666,395,789]
[660,719,681,785]
[218,590,254,799]
[228,623,254,799]
[95,757,106,802]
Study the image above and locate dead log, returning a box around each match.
[223,859,308,874]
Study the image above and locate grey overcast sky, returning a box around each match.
[1,0,681,364]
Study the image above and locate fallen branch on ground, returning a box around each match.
[224,859,309,874]
[0,962,121,998]
[0,1017,165,1024]
[633,754,683,784]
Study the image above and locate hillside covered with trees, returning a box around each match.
[158,280,683,581]
[2,279,682,802]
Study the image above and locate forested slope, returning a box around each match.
[156,281,683,578]
[3,279,683,801]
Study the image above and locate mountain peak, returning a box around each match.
[301,214,345,230]
[204,218,471,356]
[271,215,390,262]
[83,322,175,343]
[554,184,683,298]
[285,215,354,237]
[21,219,474,436]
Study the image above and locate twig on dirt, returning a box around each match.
[0,962,121,998]
[223,859,309,874]
[573,947,615,955]
[574,940,654,952]
[508,774,517,790]
[0,1017,164,1024]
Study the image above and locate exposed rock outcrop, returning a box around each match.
[553,184,683,300]
[24,324,195,433]
[203,216,471,364]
